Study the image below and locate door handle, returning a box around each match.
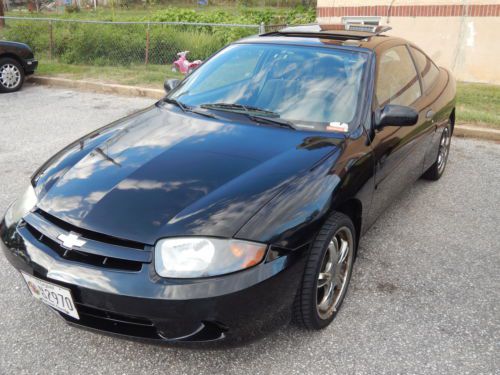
[426,109,435,119]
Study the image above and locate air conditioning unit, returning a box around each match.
[342,16,381,26]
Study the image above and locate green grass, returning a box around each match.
[37,60,182,88]
[456,82,500,128]
[35,61,500,127]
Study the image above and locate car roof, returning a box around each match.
[241,23,406,51]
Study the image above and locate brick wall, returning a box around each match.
[316,1,500,83]
[317,4,500,17]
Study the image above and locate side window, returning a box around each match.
[410,47,440,92]
[376,45,421,106]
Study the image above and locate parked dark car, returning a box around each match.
[0,41,38,93]
[1,24,456,343]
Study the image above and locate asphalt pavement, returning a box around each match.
[0,84,498,375]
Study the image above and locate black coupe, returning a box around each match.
[1,24,456,343]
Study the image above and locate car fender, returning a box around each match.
[236,129,375,251]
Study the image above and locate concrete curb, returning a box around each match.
[28,76,164,100]
[454,124,500,142]
[28,76,500,141]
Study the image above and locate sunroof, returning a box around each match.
[262,23,392,41]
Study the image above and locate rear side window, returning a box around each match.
[411,47,440,92]
[376,45,421,106]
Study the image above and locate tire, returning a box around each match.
[422,121,452,181]
[293,212,356,330]
[0,57,25,93]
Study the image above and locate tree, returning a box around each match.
[0,0,5,28]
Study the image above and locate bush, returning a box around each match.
[65,5,81,13]
[148,25,229,64]
[3,20,50,57]
[3,20,254,66]
[1,6,315,67]
[58,23,146,65]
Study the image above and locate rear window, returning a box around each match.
[411,47,440,92]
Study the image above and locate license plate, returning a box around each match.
[21,272,79,320]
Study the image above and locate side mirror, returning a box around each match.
[164,79,180,94]
[375,104,418,129]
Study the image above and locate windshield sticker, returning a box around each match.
[326,122,349,133]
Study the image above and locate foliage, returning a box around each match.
[65,5,81,13]
[149,6,315,25]
[1,5,315,68]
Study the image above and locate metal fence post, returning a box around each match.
[145,22,150,66]
[49,20,54,60]
[259,22,265,34]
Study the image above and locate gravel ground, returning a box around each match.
[0,84,499,375]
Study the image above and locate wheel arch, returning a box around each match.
[333,198,362,254]
[0,53,26,72]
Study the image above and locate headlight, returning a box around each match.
[4,185,38,227]
[154,237,267,278]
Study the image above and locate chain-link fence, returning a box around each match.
[0,17,286,67]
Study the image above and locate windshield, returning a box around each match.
[168,43,368,132]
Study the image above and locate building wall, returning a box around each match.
[317,0,500,84]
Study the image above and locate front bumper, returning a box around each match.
[1,216,307,343]
[24,58,38,74]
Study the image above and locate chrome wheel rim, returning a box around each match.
[437,126,451,174]
[316,226,354,320]
[0,63,21,89]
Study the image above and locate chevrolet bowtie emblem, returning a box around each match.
[57,233,86,250]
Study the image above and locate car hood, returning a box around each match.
[34,104,344,245]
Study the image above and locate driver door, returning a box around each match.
[369,44,432,222]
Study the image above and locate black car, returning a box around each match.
[1,24,456,343]
[0,41,38,93]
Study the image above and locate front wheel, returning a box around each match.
[293,212,355,329]
[422,122,452,181]
[0,58,25,93]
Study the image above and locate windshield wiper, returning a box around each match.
[200,103,295,130]
[164,98,216,119]
[201,103,277,116]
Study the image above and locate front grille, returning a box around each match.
[60,304,227,342]
[20,210,151,272]
[25,224,143,271]
[60,303,161,340]
[36,209,145,250]
[76,303,154,326]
